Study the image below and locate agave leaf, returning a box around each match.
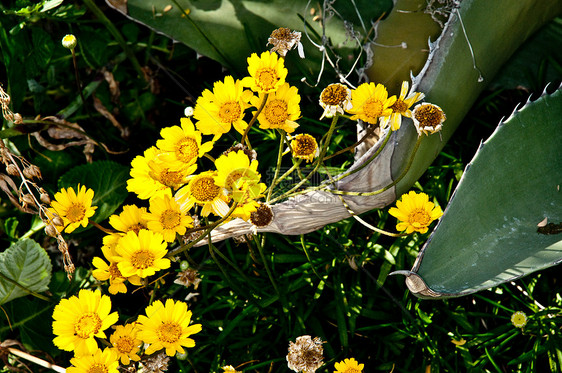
[106,0,388,75]
[394,87,562,298]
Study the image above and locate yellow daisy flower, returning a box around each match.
[242,51,288,94]
[114,230,171,278]
[382,81,424,131]
[511,311,528,328]
[67,348,119,373]
[137,298,202,356]
[109,323,142,365]
[347,82,396,125]
[49,184,97,233]
[319,83,352,120]
[127,147,194,200]
[290,133,319,163]
[411,102,446,136]
[109,205,148,235]
[251,82,300,133]
[334,358,364,373]
[52,289,119,356]
[222,365,241,373]
[388,191,443,234]
[156,117,214,166]
[175,171,231,217]
[92,244,128,295]
[144,194,194,242]
[193,75,253,139]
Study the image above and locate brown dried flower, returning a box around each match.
[268,27,304,57]
[140,352,170,373]
[286,335,324,373]
[174,268,202,289]
[249,203,274,228]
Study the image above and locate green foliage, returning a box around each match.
[0,239,52,305]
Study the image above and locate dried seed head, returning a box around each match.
[21,193,36,206]
[174,268,202,289]
[52,215,64,227]
[249,203,274,228]
[268,27,303,57]
[40,192,51,205]
[6,164,19,176]
[23,165,41,180]
[286,335,324,373]
[412,103,446,136]
[45,224,58,237]
[12,113,22,124]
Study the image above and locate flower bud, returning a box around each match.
[62,34,77,49]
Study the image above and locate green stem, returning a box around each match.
[268,158,302,193]
[253,235,280,296]
[70,48,88,117]
[241,93,268,149]
[82,0,145,79]
[266,130,286,202]
[323,122,380,160]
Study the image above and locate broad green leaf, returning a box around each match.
[0,239,52,305]
[396,88,562,298]
[106,0,391,74]
[58,160,129,224]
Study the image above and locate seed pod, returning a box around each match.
[23,165,42,180]
[52,215,64,227]
[21,194,36,207]
[6,164,18,176]
[45,224,58,237]
[40,193,51,204]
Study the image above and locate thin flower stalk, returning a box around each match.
[265,129,287,202]
[241,93,269,148]
[253,234,280,296]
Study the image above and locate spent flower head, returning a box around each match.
[411,102,446,136]
[286,335,324,373]
[388,191,443,234]
[268,27,304,57]
[290,133,319,163]
[319,83,352,120]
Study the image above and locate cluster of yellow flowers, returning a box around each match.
[44,27,449,371]
[52,289,201,372]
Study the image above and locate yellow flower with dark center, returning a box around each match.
[109,324,142,365]
[52,289,119,356]
[382,81,424,131]
[137,298,202,356]
[511,311,528,328]
[66,348,119,373]
[50,184,97,233]
[347,82,396,125]
[388,191,443,234]
[175,171,231,217]
[127,147,195,200]
[319,83,352,119]
[251,83,300,133]
[242,51,288,94]
[144,194,193,242]
[156,117,214,166]
[334,358,364,373]
[114,230,170,278]
[411,102,446,136]
[193,76,252,140]
[109,205,148,235]
[290,134,319,163]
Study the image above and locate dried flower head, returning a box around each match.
[223,143,258,162]
[286,335,324,373]
[250,203,274,228]
[319,83,352,120]
[140,351,170,373]
[290,134,319,163]
[411,103,446,136]
[174,268,202,289]
[268,27,304,57]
